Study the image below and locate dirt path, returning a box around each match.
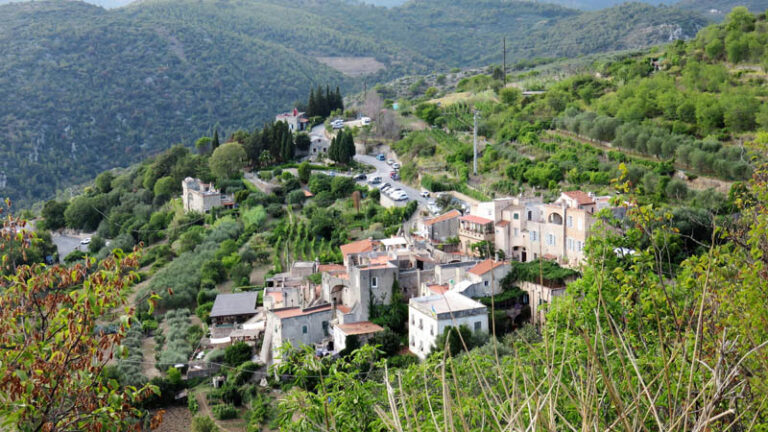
[142,335,161,379]
[154,406,192,432]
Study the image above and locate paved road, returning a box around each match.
[353,154,431,209]
[308,123,435,212]
[51,232,92,260]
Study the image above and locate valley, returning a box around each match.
[1,4,768,432]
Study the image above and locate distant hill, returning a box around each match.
[0,0,710,206]
[0,0,135,8]
[676,0,768,18]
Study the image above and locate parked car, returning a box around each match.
[368,176,382,185]
[386,159,394,165]
[392,163,400,170]
[328,170,336,177]
[377,153,386,161]
[331,119,344,129]
[420,191,430,198]
[361,116,371,125]
[354,173,367,181]
[80,237,91,245]
[391,172,400,180]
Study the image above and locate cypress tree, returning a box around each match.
[326,85,332,116]
[335,86,343,112]
[342,130,355,164]
[212,129,220,150]
[308,87,316,118]
[281,132,294,162]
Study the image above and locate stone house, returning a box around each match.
[181,177,234,213]
[419,209,461,243]
[261,304,333,363]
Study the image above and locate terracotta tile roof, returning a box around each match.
[273,304,332,319]
[340,239,378,258]
[369,255,392,265]
[336,321,384,336]
[427,284,450,295]
[318,264,346,273]
[496,220,510,227]
[460,214,494,225]
[360,264,391,271]
[563,191,595,205]
[424,209,461,226]
[266,291,283,303]
[336,305,351,314]
[303,189,314,197]
[468,259,507,276]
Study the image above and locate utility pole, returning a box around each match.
[503,37,507,87]
[473,110,479,176]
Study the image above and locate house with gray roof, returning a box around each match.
[210,292,260,326]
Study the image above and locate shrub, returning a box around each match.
[225,342,252,367]
[191,415,219,432]
[188,395,199,414]
[212,404,238,420]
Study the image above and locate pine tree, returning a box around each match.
[212,129,220,150]
[326,85,332,117]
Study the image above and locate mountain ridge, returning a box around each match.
[0,0,710,206]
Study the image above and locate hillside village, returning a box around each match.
[186,157,622,367]
[3,5,768,432]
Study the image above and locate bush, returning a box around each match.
[225,342,252,366]
[266,204,284,218]
[191,415,219,432]
[212,404,238,420]
[188,395,199,414]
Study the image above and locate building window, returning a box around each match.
[513,213,519,220]
[430,326,434,336]
[371,277,378,289]
[546,234,556,246]
[514,228,519,237]
[484,280,489,287]
[567,238,574,251]
[474,321,482,331]
[322,321,329,336]
[567,216,573,228]
[577,218,583,230]
[527,211,532,221]
[578,241,584,251]
[530,231,538,241]
[523,294,529,304]
[419,341,423,352]
[410,337,415,346]
[302,325,308,334]
[419,319,423,330]
[411,315,415,325]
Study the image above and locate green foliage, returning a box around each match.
[192,415,220,432]
[212,404,238,420]
[328,130,356,165]
[225,342,253,367]
[210,142,247,180]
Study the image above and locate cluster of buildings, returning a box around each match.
[204,190,622,365]
[419,191,624,268]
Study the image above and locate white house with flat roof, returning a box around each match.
[408,292,488,360]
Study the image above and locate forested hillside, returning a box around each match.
[0,0,710,207]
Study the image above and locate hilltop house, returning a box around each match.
[275,108,309,132]
[408,292,488,360]
[181,177,234,213]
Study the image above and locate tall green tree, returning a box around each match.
[209,142,246,180]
